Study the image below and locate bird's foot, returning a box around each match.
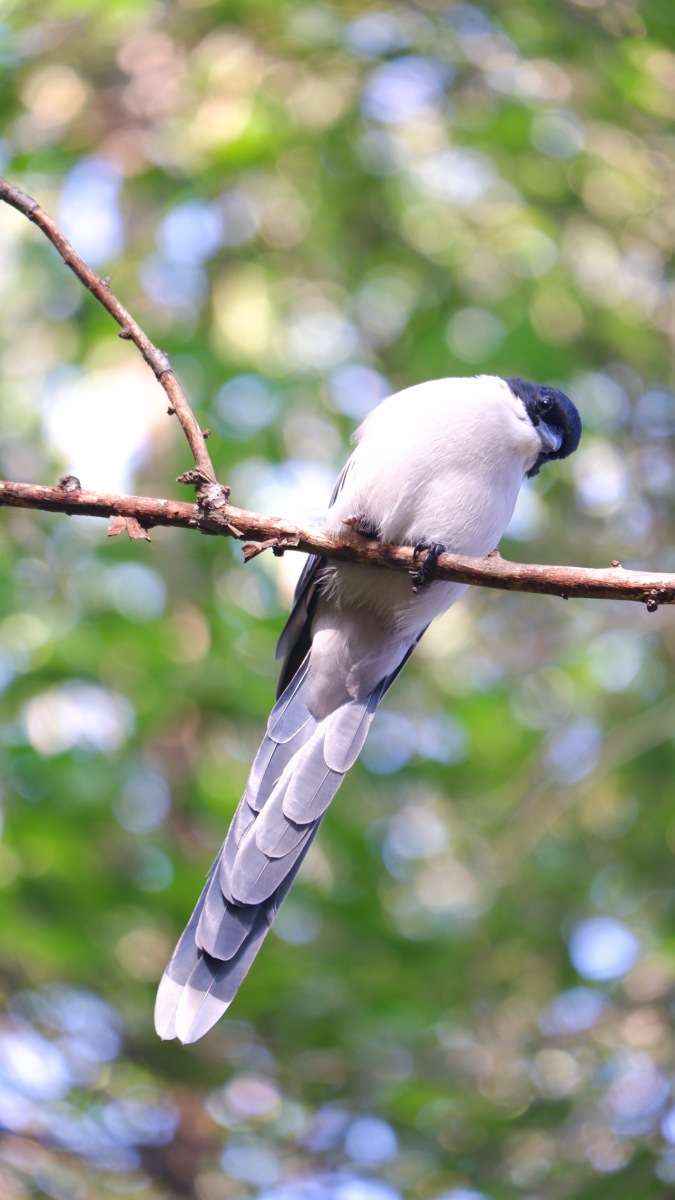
[342,513,379,538]
[411,541,446,593]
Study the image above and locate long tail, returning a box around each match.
[155,658,387,1044]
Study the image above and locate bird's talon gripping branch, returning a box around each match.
[411,541,446,593]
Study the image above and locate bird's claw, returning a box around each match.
[411,541,446,593]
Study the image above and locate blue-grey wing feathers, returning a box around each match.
[274,456,354,696]
[154,658,390,1044]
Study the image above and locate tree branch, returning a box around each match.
[0,177,218,487]
[1,175,672,612]
[0,478,673,609]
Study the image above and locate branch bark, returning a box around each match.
[0,478,673,609]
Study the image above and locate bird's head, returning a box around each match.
[505,376,582,477]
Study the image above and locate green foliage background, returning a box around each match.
[2,0,675,1196]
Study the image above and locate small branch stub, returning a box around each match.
[242,534,301,562]
[242,539,278,562]
[176,469,211,489]
[108,514,151,541]
[59,474,81,493]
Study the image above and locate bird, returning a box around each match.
[155,373,582,1043]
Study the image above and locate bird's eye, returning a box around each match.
[538,393,554,413]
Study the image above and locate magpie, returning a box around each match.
[155,373,582,1043]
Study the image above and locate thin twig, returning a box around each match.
[0,177,217,486]
[0,478,674,608]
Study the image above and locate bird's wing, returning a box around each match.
[274,456,355,698]
[273,557,322,699]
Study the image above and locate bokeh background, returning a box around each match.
[2,0,675,1196]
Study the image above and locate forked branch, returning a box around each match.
[0,177,217,487]
[0,176,673,612]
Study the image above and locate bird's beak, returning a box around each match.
[537,419,563,453]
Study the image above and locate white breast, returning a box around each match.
[327,375,539,550]
[321,375,541,637]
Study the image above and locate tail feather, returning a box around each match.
[244,722,313,812]
[230,816,315,905]
[155,660,389,1043]
[244,737,277,804]
[249,728,315,810]
[154,872,212,1040]
[197,874,257,958]
[267,658,312,739]
[283,763,338,824]
[256,803,309,859]
[174,909,271,1044]
[163,826,322,1045]
[245,743,287,812]
[219,797,256,903]
[231,798,256,843]
[280,738,342,821]
[323,680,385,771]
